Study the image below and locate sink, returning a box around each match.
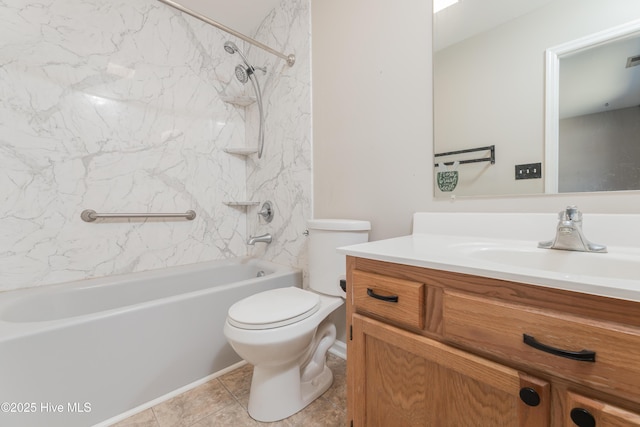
[459,243,639,281]
[339,212,640,302]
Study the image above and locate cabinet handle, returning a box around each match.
[523,334,596,362]
[570,407,596,427]
[366,288,398,303]
[519,387,541,407]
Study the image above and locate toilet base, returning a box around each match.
[247,363,334,422]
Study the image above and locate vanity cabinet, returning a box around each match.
[346,257,640,427]
[351,314,550,426]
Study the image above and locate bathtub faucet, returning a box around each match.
[247,233,272,245]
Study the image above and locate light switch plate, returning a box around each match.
[515,162,542,180]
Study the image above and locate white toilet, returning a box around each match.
[223,219,370,422]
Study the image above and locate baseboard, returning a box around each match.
[329,340,346,359]
[94,360,247,426]
[101,343,346,426]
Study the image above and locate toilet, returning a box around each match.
[223,219,370,422]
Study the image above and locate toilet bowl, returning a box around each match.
[223,219,370,422]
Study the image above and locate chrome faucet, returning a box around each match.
[538,206,606,253]
[247,233,272,245]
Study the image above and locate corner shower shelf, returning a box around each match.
[223,147,258,156]
[220,95,256,107]
[220,95,259,203]
[223,201,260,207]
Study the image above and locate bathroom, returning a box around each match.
[1,0,640,425]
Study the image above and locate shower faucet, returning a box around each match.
[247,233,272,245]
[258,201,274,223]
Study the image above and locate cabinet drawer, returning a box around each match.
[352,270,425,329]
[565,391,640,426]
[442,291,640,401]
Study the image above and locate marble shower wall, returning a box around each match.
[0,0,311,292]
[244,0,312,275]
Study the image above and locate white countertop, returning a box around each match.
[338,212,640,303]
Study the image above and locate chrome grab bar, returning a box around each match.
[81,209,196,222]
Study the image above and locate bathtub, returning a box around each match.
[0,257,301,427]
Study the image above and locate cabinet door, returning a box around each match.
[565,392,640,427]
[349,314,550,427]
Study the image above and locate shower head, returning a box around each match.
[223,41,238,55]
[223,40,266,158]
[235,64,250,84]
[223,40,253,71]
[225,41,266,84]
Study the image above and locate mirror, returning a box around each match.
[433,0,640,197]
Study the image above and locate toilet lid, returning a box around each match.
[227,287,321,330]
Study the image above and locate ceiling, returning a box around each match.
[433,0,556,52]
[168,0,281,35]
[560,35,640,118]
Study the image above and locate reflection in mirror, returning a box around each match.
[546,22,640,193]
[433,0,640,198]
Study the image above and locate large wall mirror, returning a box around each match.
[433,0,640,198]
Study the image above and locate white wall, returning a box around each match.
[312,0,433,239]
[312,0,640,242]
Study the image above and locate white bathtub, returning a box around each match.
[0,257,301,427]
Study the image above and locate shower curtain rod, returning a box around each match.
[157,0,296,67]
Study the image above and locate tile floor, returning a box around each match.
[111,354,346,427]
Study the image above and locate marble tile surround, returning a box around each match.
[244,0,312,275]
[0,0,311,291]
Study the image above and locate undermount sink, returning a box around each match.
[458,243,638,281]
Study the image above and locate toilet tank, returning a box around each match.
[307,219,370,297]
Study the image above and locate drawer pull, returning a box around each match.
[523,334,596,362]
[570,407,596,427]
[366,288,399,303]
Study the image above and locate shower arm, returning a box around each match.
[157,0,295,67]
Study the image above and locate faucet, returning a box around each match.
[538,206,606,253]
[247,233,272,245]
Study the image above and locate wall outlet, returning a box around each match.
[515,162,542,180]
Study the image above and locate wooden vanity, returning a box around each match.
[346,256,640,426]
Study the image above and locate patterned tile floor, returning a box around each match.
[112,354,346,427]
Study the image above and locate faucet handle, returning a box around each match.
[560,205,582,221]
[258,201,274,223]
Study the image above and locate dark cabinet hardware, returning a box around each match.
[570,407,596,427]
[523,334,596,362]
[519,387,541,406]
[366,288,399,303]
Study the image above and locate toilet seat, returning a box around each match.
[228,287,320,330]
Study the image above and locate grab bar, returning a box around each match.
[81,209,196,222]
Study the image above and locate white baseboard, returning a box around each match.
[329,340,346,359]
[99,342,347,426]
[95,360,247,426]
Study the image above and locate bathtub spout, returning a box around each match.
[247,233,272,245]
